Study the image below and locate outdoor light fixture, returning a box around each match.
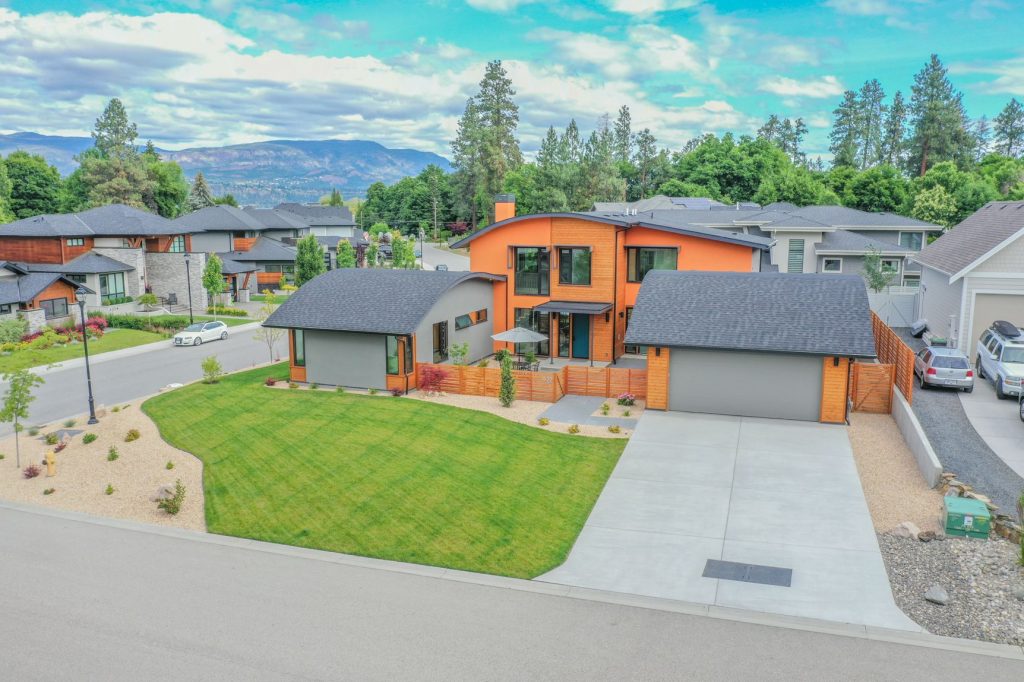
[75,287,98,425]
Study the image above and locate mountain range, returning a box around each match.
[0,132,452,205]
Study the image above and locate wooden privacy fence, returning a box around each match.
[849,362,894,414]
[871,311,914,404]
[416,363,647,403]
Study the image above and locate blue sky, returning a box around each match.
[1,0,1022,160]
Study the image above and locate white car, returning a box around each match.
[173,321,228,346]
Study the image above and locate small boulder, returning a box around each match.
[918,530,936,542]
[151,484,175,502]
[1012,586,1024,602]
[924,584,949,606]
[893,521,922,539]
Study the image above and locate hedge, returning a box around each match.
[205,306,249,317]
[105,314,192,332]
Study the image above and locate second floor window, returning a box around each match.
[627,247,677,283]
[169,236,186,253]
[66,238,85,247]
[898,232,923,250]
[558,247,591,286]
[514,247,549,296]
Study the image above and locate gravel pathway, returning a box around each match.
[895,328,1024,512]
[878,533,1024,645]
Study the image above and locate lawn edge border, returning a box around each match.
[0,498,1021,662]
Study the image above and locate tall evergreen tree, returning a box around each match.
[328,188,343,206]
[906,54,971,176]
[829,90,861,168]
[857,79,886,169]
[450,97,484,224]
[880,90,908,168]
[613,105,632,162]
[187,172,216,212]
[971,116,992,164]
[476,60,522,198]
[632,129,658,199]
[0,163,13,223]
[994,98,1024,157]
[92,98,138,160]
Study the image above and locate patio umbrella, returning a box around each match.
[491,327,547,362]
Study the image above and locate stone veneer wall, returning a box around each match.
[145,252,209,310]
[21,308,48,333]
[90,247,147,299]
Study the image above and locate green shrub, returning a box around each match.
[608,425,621,434]
[0,453,5,460]
[111,406,120,413]
[368,388,378,395]
[105,314,191,333]
[0,318,28,344]
[499,354,516,407]
[157,480,187,515]
[568,424,580,434]
[201,356,224,384]
[537,417,550,426]
[105,484,115,495]
[335,385,345,393]
[310,382,319,390]
[124,429,140,442]
[205,306,248,317]
[44,432,59,445]
[107,446,119,461]
[63,419,76,428]
[288,381,298,389]
[43,488,55,495]
[82,433,98,444]
[166,461,175,470]
[27,427,39,437]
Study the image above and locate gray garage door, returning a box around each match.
[967,293,1024,358]
[668,348,823,421]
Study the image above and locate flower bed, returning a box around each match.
[0,316,108,354]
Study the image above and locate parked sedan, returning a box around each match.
[914,346,974,392]
[173,321,228,347]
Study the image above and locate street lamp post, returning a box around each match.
[183,253,194,324]
[75,287,98,425]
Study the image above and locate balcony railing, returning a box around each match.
[514,271,549,296]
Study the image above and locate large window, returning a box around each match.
[627,247,677,283]
[293,329,305,367]
[169,235,186,253]
[787,239,805,273]
[387,335,413,375]
[513,247,549,296]
[66,274,87,285]
[264,263,296,274]
[514,307,550,356]
[39,297,68,319]
[881,258,901,274]
[99,272,126,305]
[822,258,842,273]
[66,238,84,247]
[433,321,449,363]
[898,232,924,250]
[558,247,591,286]
[455,308,488,330]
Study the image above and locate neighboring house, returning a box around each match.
[593,195,740,212]
[263,269,503,392]
[0,261,92,331]
[451,195,773,364]
[914,200,1024,357]
[624,271,876,423]
[0,204,208,310]
[217,237,298,293]
[274,203,358,237]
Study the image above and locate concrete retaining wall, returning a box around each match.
[891,390,942,488]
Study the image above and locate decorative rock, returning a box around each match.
[918,530,936,542]
[924,584,949,606]
[1013,587,1024,602]
[944,488,961,497]
[152,484,175,502]
[894,521,922,539]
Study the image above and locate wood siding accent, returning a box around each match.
[870,311,914,404]
[256,272,281,284]
[288,330,307,382]
[27,280,77,309]
[591,310,614,362]
[550,218,616,302]
[415,363,646,403]
[385,335,418,393]
[849,362,894,413]
[646,346,669,410]
[819,356,850,423]
[0,237,65,264]
[232,237,258,252]
[564,366,646,399]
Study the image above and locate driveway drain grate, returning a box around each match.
[702,559,792,587]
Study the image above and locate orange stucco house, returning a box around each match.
[451,195,774,364]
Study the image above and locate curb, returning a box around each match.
[0,499,1021,661]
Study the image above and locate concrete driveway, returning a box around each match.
[539,411,916,630]
[959,382,1024,478]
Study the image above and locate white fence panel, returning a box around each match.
[869,290,920,328]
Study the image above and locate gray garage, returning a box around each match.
[668,348,823,421]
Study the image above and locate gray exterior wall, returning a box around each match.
[414,278,494,364]
[145,252,209,310]
[190,232,232,252]
[303,329,387,390]
[668,348,823,421]
[918,265,963,345]
[91,247,146,298]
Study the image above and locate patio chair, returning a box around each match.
[167,293,178,306]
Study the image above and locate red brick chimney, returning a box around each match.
[494,193,516,223]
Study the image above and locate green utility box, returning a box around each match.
[943,497,991,539]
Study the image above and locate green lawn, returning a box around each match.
[143,364,624,578]
[2,328,166,371]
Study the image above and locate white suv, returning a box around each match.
[976,321,1024,399]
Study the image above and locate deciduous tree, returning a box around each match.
[295,234,326,285]
[0,369,45,468]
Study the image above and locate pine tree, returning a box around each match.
[295,234,326,285]
[328,188,343,206]
[880,90,908,168]
[187,172,216,212]
[994,98,1024,157]
[450,98,483,224]
[632,129,658,198]
[971,116,991,164]
[829,90,861,168]
[613,105,632,162]
[907,54,971,176]
[476,60,522,198]
[92,98,138,160]
[858,79,886,169]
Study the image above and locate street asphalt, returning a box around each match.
[420,241,470,271]
[0,503,1020,681]
[0,324,285,437]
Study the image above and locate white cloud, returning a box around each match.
[758,75,844,98]
[234,7,307,43]
[951,56,1024,95]
[822,0,927,29]
[764,44,820,66]
[600,0,702,15]
[465,0,535,11]
[673,87,704,98]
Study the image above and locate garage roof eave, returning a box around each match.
[628,340,876,359]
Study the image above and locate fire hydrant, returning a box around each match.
[45,450,56,477]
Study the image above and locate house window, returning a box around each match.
[66,238,85,247]
[455,308,488,330]
[626,247,677,283]
[624,307,647,355]
[898,232,923,250]
[433,321,449,363]
[514,307,550,356]
[557,247,591,286]
[323,252,332,271]
[99,272,126,305]
[787,239,805,273]
[293,329,305,367]
[881,258,901,274]
[902,274,921,288]
[387,335,414,375]
[513,247,550,296]
[822,258,842,273]
[39,297,69,319]
[169,236,186,253]
[0,304,11,315]
[66,274,87,285]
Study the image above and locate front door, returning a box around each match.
[571,313,589,359]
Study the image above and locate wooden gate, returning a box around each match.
[849,362,894,413]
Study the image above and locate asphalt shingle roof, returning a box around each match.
[623,270,876,358]
[0,204,184,237]
[18,252,134,274]
[789,205,939,229]
[172,205,268,232]
[816,230,913,254]
[243,208,309,230]
[217,237,297,263]
[0,269,91,306]
[219,258,257,274]
[914,200,1024,277]
[263,269,504,334]
[274,203,355,226]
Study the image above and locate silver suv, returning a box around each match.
[976,321,1024,399]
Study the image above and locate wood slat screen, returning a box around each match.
[871,311,914,404]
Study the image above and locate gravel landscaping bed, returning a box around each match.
[878,533,1024,645]
[895,328,1024,513]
